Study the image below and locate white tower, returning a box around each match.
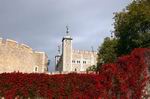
[62,26,73,72]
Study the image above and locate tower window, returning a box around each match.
[34,66,38,72]
[72,60,75,63]
[77,60,80,63]
[83,61,86,64]
[75,68,77,71]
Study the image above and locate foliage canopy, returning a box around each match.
[114,0,150,55]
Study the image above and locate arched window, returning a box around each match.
[34,66,38,72]
[72,60,75,63]
[83,61,86,64]
[77,60,80,64]
[75,68,77,71]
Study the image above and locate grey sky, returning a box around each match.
[0,0,131,71]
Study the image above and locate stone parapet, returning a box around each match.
[0,38,33,52]
[0,38,48,73]
[6,39,18,48]
[72,49,97,54]
[0,38,47,54]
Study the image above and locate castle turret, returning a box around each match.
[55,45,61,71]
[62,26,73,72]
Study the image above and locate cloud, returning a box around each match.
[0,0,131,71]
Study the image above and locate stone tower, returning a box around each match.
[62,26,73,72]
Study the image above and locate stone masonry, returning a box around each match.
[55,27,98,72]
[0,38,48,73]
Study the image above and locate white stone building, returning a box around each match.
[55,27,98,72]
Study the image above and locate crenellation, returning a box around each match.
[6,39,18,48]
[0,39,34,53]
[0,38,48,73]
[72,49,97,54]
[0,38,2,45]
[34,51,45,54]
[20,44,33,53]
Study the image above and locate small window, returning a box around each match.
[75,68,77,71]
[83,61,86,64]
[72,60,75,63]
[77,60,80,64]
[34,67,38,72]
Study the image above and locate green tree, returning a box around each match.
[97,37,118,68]
[114,0,150,56]
[86,65,97,72]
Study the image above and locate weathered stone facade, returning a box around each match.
[71,50,97,71]
[62,36,73,71]
[0,38,48,73]
[55,29,98,72]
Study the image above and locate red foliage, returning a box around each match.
[0,73,102,99]
[99,48,150,99]
[0,48,149,99]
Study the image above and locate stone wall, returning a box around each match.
[62,36,72,72]
[55,55,63,71]
[0,38,48,73]
[55,33,98,72]
[72,49,98,71]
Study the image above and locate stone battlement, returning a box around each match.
[0,38,44,54]
[72,49,97,54]
[0,38,48,73]
[0,38,18,46]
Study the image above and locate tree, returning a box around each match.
[86,65,97,72]
[114,0,150,56]
[97,37,118,68]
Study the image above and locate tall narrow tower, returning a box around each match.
[62,26,73,72]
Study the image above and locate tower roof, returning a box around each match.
[66,26,69,36]
[62,26,72,41]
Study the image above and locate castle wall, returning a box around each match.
[55,48,98,72]
[33,51,48,72]
[55,31,98,72]
[0,38,48,73]
[72,50,97,71]
[55,55,63,71]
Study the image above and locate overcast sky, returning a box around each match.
[0,0,131,71]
